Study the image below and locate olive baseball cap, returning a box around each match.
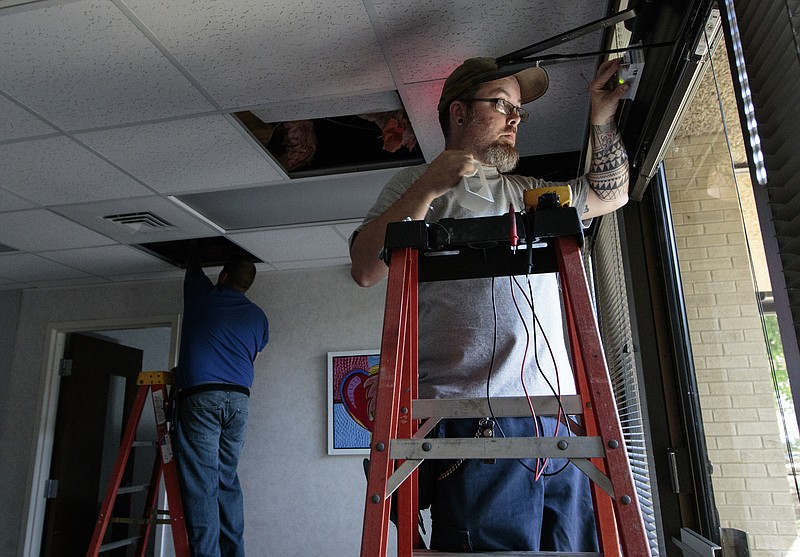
[437,57,549,117]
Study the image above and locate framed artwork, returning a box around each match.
[327,350,380,455]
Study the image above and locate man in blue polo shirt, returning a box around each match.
[175,248,269,557]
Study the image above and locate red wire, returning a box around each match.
[508,275,544,477]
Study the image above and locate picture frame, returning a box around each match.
[327,350,380,455]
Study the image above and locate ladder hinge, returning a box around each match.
[59,359,73,377]
[44,479,58,499]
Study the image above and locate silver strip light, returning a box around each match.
[723,0,768,185]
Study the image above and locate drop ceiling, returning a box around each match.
[0,0,621,289]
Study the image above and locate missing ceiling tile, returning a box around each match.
[134,236,262,268]
[234,107,424,178]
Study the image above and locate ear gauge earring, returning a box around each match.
[457,118,464,125]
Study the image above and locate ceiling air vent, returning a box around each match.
[103,212,174,233]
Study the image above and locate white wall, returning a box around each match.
[0,265,389,557]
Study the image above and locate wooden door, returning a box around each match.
[40,333,143,557]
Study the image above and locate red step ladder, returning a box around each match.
[360,207,651,556]
[86,371,190,557]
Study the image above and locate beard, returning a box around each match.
[462,107,520,172]
[483,141,519,173]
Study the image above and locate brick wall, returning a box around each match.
[663,131,798,555]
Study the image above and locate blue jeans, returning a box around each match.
[175,390,249,557]
[425,416,598,552]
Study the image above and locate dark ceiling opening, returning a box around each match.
[135,236,262,269]
[235,109,425,179]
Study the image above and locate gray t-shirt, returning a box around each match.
[356,163,591,400]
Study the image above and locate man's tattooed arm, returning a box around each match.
[588,122,629,202]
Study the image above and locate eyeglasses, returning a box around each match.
[459,97,529,123]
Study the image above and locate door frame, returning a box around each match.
[21,314,180,557]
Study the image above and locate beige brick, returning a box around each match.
[737,421,786,437]
[719,316,763,330]
[693,281,738,294]
[682,209,728,224]
[766,463,794,478]
[711,268,755,282]
[734,280,759,295]
[710,448,758,463]
[703,422,739,437]
[725,368,771,382]
[744,329,770,342]
[711,476,747,491]
[704,355,752,369]
[698,305,742,319]
[674,223,706,237]
[695,368,727,383]
[749,534,799,553]
[745,477,797,494]
[702,394,734,408]
[687,318,722,332]
[690,233,732,248]
[712,408,761,422]
[738,521,781,536]
[719,463,769,478]
[730,394,779,410]
[751,504,798,522]
[675,167,706,181]
[680,270,713,283]
[692,257,734,271]
[684,293,717,306]
[692,344,725,357]
[704,381,754,395]
[715,436,764,450]
[723,490,773,506]
[723,342,770,357]
[676,246,708,260]
[671,199,703,213]
[717,505,753,521]
[699,330,745,343]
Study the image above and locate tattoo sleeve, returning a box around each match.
[589,122,629,201]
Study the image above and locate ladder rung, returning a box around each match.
[117,484,150,494]
[132,440,157,447]
[99,536,141,552]
[412,549,603,557]
[111,516,171,525]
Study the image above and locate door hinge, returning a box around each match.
[58,359,72,377]
[44,479,58,499]
[667,447,693,494]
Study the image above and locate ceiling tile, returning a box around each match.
[0,136,154,205]
[0,94,58,141]
[229,226,350,264]
[375,1,604,84]
[250,91,403,124]
[0,209,115,251]
[0,252,92,282]
[39,245,177,276]
[401,80,446,161]
[176,168,398,230]
[333,221,360,241]
[0,189,37,212]
[124,0,394,108]
[0,0,214,130]
[50,195,220,244]
[78,115,285,194]
[271,257,351,271]
[513,64,594,157]
[107,269,187,283]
